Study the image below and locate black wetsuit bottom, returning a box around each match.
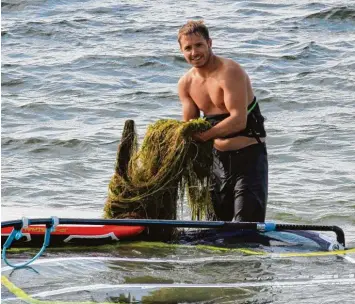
[210,143,268,222]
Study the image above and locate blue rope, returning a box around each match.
[1,217,58,269]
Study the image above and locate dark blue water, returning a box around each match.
[2,0,355,302]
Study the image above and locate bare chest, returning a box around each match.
[188,78,226,114]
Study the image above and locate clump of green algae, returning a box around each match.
[104,118,215,226]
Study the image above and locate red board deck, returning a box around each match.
[1,225,145,246]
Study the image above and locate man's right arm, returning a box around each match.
[178,76,200,122]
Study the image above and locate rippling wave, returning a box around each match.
[306,6,355,20]
[1,136,89,148]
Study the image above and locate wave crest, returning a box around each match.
[306,6,355,21]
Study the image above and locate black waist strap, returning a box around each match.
[204,97,257,124]
[204,97,266,141]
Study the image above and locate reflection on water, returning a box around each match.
[2,246,355,303]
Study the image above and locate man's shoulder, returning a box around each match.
[221,57,244,72]
[218,57,246,79]
[178,68,195,84]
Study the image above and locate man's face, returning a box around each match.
[180,33,212,68]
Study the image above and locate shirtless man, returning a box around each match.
[177,21,268,222]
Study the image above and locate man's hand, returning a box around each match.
[192,131,210,142]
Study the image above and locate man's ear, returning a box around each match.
[208,38,212,48]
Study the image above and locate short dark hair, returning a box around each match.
[178,20,210,44]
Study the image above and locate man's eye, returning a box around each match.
[185,47,191,51]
